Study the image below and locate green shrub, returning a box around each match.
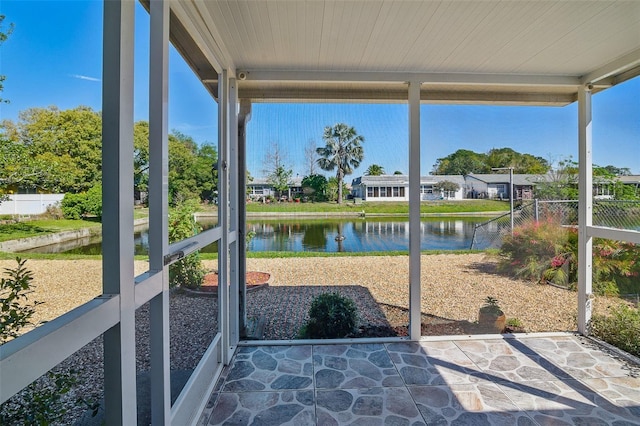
[0,258,42,343]
[84,184,102,218]
[0,370,78,424]
[60,193,86,220]
[0,259,99,423]
[168,201,206,289]
[299,292,358,339]
[590,304,640,357]
[60,184,102,220]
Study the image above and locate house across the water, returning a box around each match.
[247,177,304,201]
[351,174,466,201]
[464,173,542,200]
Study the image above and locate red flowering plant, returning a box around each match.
[499,219,640,296]
[498,218,576,287]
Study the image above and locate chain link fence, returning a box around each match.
[470,199,640,250]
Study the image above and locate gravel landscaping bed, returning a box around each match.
[0,254,623,424]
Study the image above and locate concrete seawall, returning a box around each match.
[0,218,149,253]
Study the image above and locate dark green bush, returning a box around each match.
[590,304,640,357]
[299,292,358,339]
[60,193,85,220]
[60,184,102,219]
[84,184,102,218]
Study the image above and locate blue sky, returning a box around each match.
[1,1,638,178]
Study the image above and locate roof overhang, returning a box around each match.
[151,0,640,106]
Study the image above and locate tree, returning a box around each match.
[593,164,639,200]
[133,123,216,203]
[393,170,403,175]
[4,106,103,192]
[326,177,339,202]
[270,166,293,200]
[262,142,293,200]
[0,136,76,193]
[304,140,318,176]
[433,147,550,175]
[486,147,549,174]
[600,165,631,176]
[316,123,364,204]
[366,164,385,176]
[534,158,579,200]
[0,15,14,103]
[133,121,150,197]
[168,130,200,203]
[433,149,489,175]
[433,180,460,199]
[193,143,218,202]
[246,170,254,198]
[301,174,327,201]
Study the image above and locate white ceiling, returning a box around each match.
[169,0,640,104]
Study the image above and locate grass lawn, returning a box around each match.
[244,200,509,214]
[0,219,101,243]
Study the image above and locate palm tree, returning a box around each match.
[366,164,385,176]
[316,123,364,204]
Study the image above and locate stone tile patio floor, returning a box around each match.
[198,334,640,425]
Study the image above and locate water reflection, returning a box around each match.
[246,218,488,252]
[20,217,491,254]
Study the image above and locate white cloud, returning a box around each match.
[70,74,101,82]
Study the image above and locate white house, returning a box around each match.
[464,173,542,200]
[247,177,303,201]
[351,174,465,201]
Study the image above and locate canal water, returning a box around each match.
[20,217,492,254]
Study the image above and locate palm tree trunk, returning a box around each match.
[337,170,343,204]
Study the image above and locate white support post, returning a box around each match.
[218,70,231,363]
[237,100,252,337]
[577,85,593,335]
[229,78,240,349]
[148,0,170,422]
[102,0,137,423]
[408,81,421,340]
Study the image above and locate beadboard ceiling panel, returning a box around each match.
[166,0,640,104]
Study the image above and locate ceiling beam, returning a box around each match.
[239,85,576,106]
[581,47,640,85]
[238,70,581,87]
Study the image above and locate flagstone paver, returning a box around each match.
[200,335,640,425]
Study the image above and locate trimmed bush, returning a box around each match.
[60,184,102,219]
[299,292,358,339]
[60,193,86,220]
